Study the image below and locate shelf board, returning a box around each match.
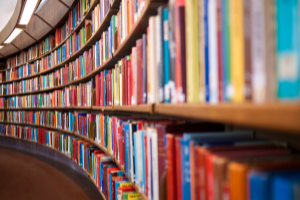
[92,106,114,112]
[114,104,153,113]
[154,103,300,134]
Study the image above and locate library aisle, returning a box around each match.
[0,147,102,200]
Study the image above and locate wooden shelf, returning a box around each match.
[154,103,300,134]
[114,104,153,113]
[0,0,161,96]
[2,102,300,133]
[92,106,113,112]
[1,0,298,134]
[0,0,118,85]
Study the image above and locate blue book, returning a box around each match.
[204,0,210,102]
[222,0,230,101]
[273,173,300,200]
[276,0,300,100]
[80,143,83,167]
[115,180,130,200]
[124,123,130,177]
[86,147,89,172]
[141,130,146,193]
[104,70,108,106]
[163,8,170,103]
[99,157,113,188]
[180,131,253,200]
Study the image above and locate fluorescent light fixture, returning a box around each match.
[19,0,39,25]
[4,28,22,43]
[0,45,3,49]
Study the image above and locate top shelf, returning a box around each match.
[1,0,102,72]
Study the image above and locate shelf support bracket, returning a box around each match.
[34,13,53,28]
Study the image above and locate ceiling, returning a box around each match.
[0,0,18,32]
[0,0,75,60]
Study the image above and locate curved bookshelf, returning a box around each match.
[1,0,101,73]
[0,122,148,200]
[0,2,119,86]
[0,1,298,135]
[0,134,107,200]
[0,0,162,97]
[1,102,300,133]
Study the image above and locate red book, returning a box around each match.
[95,74,100,106]
[106,167,120,199]
[166,134,176,200]
[101,71,104,106]
[127,56,131,105]
[121,58,125,105]
[136,39,143,104]
[174,0,187,103]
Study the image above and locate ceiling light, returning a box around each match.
[19,0,39,25]
[0,45,3,49]
[4,28,22,43]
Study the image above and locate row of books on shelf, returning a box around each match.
[164,0,300,103]
[0,125,143,200]
[4,0,147,77]
[1,119,300,200]
[1,6,115,84]
[7,0,300,104]
[5,0,97,68]
[27,35,56,61]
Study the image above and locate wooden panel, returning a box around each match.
[25,15,52,41]
[0,43,18,56]
[36,0,69,27]
[62,0,75,7]
[12,31,36,50]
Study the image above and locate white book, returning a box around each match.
[148,17,157,103]
[146,129,152,200]
[136,131,142,189]
[251,0,266,103]
[149,128,159,200]
[156,15,162,103]
[208,0,219,104]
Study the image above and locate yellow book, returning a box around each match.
[229,0,245,102]
[186,0,200,103]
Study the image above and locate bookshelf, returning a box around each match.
[1,103,300,133]
[0,134,108,200]
[0,122,148,199]
[1,0,300,199]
